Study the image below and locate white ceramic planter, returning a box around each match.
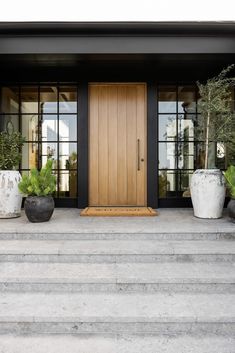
[0,171,22,218]
[190,169,226,219]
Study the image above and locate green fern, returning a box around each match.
[18,160,56,197]
[224,165,235,199]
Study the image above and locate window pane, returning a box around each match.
[40,142,58,169]
[158,86,177,113]
[21,86,38,114]
[0,114,19,133]
[41,115,57,141]
[178,171,193,197]
[159,170,177,198]
[21,143,38,169]
[178,86,196,113]
[59,171,77,198]
[59,115,77,141]
[59,86,77,113]
[158,142,177,169]
[178,114,195,141]
[158,115,177,141]
[0,87,19,114]
[178,142,195,169]
[40,86,57,113]
[22,115,38,141]
[59,143,77,170]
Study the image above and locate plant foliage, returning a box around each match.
[18,160,56,197]
[0,131,25,170]
[224,165,235,199]
[196,64,235,169]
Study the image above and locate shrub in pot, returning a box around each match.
[18,160,56,222]
[190,65,235,218]
[224,165,235,222]
[0,131,25,218]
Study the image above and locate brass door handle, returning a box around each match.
[137,139,140,171]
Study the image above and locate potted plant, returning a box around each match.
[224,165,235,222]
[0,131,25,218]
[18,159,56,222]
[190,65,235,218]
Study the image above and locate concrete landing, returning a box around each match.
[0,208,234,235]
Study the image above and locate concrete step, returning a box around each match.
[0,334,235,353]
[0,262,234,293]
[1,232,235,240]
[0,239,234,262]
[0,292,234,335]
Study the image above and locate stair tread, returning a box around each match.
[0,335,234,353]
[0,240,235,254]
[0,292,235,322]
[0,262,234,283]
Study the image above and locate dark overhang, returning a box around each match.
[0,22,235,54]
[0,21,235,36]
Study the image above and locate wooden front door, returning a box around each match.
[89,83,147,206]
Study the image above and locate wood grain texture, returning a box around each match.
[89,83,147,206]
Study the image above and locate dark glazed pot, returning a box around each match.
[24,196,54,223]
[227,198,235,222]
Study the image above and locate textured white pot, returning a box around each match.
[190,169,226,219]
[0,171,22,218]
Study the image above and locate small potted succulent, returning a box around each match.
[0,131,25,218]
[224,165,235,222]
[18,159,56,222]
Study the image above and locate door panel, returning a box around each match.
[89,83,147,206]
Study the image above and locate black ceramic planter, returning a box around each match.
[227,198,235,223]
[24,196,54,223]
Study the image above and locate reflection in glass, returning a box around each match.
[41,115,57,141]
[158,142,177,169]
[59,171,77,198]
[178,114,195,141]
[59,86,77,113]
[158,86,177,113]
[0,114,19,133]
[41,142,58,169]
[21,143,38,169]
[178,86,196,113]
[159,170,177,198]
[59,115,77,141]
[0,87,19,114]
[178,171,193,197]
[40,86,57,113]
[178,142,194,169]
[158,115,176,141]
[21,115,38,142]
[21,86,38,114]
[59,143,77,170]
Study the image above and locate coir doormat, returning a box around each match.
[80,207,158,217]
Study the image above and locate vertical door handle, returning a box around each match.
[137,139,140,171]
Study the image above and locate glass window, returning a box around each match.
[59,86,77,114]
[40,86,57,114]
[158,142,177,169]
[21,115,38,142]
[59,115,77,141]
[59,171,77,198]
[21,86,38,114]
[0,114,19,133]
[0,87,19,114]
[21,143,39,169]
[40,142,58,169]
[178,171,193,197]
[158,115,177,141]
[159,170,177,198]
[158,86,177,113]
[178,142,195,169]
[178,114,195,141]
[41,115,57,141]
[178,86,196,113]
[59,143,77,170]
